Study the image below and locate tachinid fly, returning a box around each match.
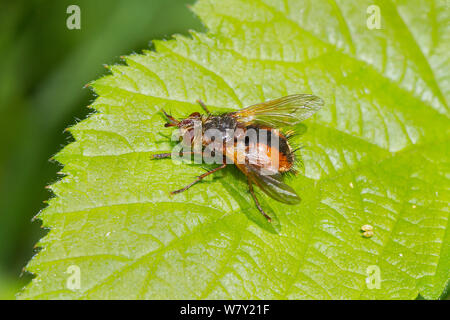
[152,94,324,222]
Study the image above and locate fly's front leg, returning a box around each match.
[197,99,210,114]
[248,178,272,222]
[171,163,227,195]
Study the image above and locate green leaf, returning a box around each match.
[19,0,449,299]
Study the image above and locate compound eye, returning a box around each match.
[189,112,201,118]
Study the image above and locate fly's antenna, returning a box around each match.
[161,109,180,127]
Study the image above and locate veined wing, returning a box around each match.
[231,94,323,128]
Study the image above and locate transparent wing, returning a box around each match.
[231,94,323,128]
[244,164,301,205]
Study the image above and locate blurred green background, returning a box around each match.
[0,0,203,299]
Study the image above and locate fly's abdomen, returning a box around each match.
[229,127,295,173]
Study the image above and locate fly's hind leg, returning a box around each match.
[197,99,211,114]
[248,178,272,222]
[171,163,227,195]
